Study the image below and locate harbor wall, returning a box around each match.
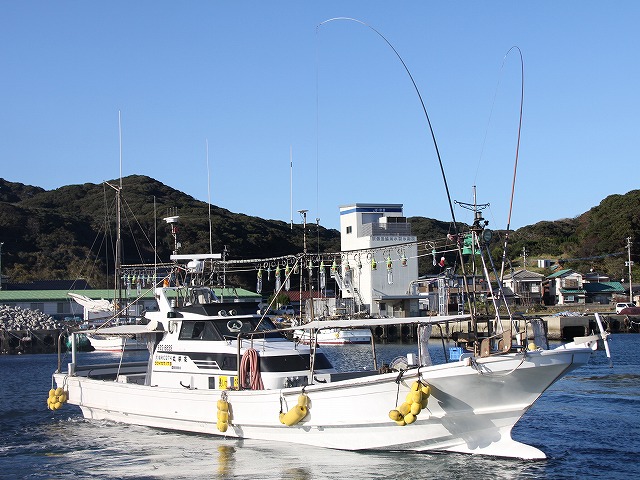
[371,314,639,342]
[0,328,63,355]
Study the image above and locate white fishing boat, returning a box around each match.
[68,293,147,352]
[84,332,148,352]
[50,246,610,460]
[294,327,372,345]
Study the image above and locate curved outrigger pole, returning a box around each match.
[317,17,478,348]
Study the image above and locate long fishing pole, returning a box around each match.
[317,17,459,234]
[498,46,524,282]
[317,18,477,335]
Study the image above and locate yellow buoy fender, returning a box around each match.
[390,381,431,425]
[408,390,422,404]
[216,395,231,432]
[404,413,417,425]
[280,405,308,426]
[297,394,309,407]
[47,387,68,410]
[398,402,412,416]
[388,409,403,421]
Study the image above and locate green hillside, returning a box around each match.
[0,176,638,289]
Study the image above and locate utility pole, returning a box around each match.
[0,242,4,290]
[298,210,308,255]
[222,245,228,303]
[298,209,311,320]
[626,237,634,303]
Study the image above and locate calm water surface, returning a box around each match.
[1,335,639,479]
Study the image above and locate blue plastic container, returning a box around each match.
[449,347,463,361]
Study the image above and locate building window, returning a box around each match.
[57,302,70,314]
[346,226,352,234]
[30,303,45,312]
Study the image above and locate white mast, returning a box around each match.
[116,111,123,316]
[290,146,293,230]
[207,139,213,254]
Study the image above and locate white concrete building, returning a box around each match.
[338,203,419,317]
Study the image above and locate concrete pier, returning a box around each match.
[0,328,63,354]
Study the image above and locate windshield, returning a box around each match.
[179,317,285,341]
[214,317,284,338]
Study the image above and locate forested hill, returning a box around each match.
[0,176,638,288]
[507,190,640,276]
[0,175,341,288]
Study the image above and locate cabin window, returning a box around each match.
[213,317,285,339]
[179,321,223,341]
[346,226,352,234]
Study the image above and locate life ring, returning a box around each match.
[227,320,243,332]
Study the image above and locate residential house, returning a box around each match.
[582,281,625,304]
[502,269,545,305]
[546,269,585,305]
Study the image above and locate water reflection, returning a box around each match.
[216,445,236,478]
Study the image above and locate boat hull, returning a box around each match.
[294,328,372,345]
[86,334,147,352]
[53,347,591,459]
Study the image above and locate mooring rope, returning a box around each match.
[240,348,264,390]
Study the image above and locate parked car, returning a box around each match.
[275,305,295,315]
[615,302,635,314]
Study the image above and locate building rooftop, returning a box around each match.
[0,287,260,303]
[547,269,576,279]
[582,282,625,294]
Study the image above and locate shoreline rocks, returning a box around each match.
[0,305,61,331]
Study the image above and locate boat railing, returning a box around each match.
[74,361,149,380]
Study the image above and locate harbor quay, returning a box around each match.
[370,313,638,342]
[0,328,63,355]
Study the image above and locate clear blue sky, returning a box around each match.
[1,1,638,232]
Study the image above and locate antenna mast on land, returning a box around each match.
[290,146,293,230]
[627,237,634,302]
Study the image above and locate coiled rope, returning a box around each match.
[240,348,264,390]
